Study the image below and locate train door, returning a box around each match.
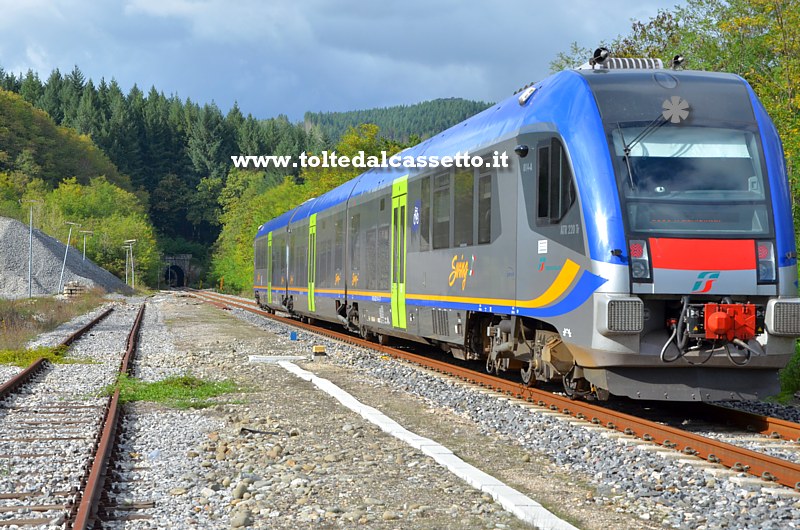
[308,214,317,312]
[267,232,273,303]
[391,175,408,329]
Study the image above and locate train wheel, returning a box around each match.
[485,356,499,374]
[377,333,390,346]
[520,360,535,387]
[594,387,610,401]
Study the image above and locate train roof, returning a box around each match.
[256,67,753,240]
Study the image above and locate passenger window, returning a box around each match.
[537,139,576,223]
[420,176,431,251]
[478,172,492,244]
[334,216,344,273]
[433,173,450,249]
[349,214,360,271]
[454,169,474,247]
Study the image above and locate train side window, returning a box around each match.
[454,169,474,247]
[366,228,377,289]
[378,223,390,289]
[254,238,265,270]
[297,238,307,286]
[349,213,361,272]
[334,215,344,280]
[433,172,450,249]
[420,176,431,251]
[537,139,576,223]
[477,172,492,244]
[289,232,297,285]
[272,234,283,285]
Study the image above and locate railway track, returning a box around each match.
[191,289,800,492]
[0,303,145,529]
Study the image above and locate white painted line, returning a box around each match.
[249,355,308,364]
[278,361,578,530]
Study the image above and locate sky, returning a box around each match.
[0,0,682,121]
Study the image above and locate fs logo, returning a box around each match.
[691,271,720,293]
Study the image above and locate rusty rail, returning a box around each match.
[71,303,145,529]
[193,290,800,491]
[698,403,800,442]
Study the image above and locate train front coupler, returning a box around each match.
[661,296,765,365]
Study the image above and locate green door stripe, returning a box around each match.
[391,175,408,329]
[308,214,317,312]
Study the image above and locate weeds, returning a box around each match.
[0,346,73,367]
[776,342,800,403]
[101,374,238,409]
[0,289,106,350]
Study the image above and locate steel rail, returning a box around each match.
[0,307,114,400]
[71,303,145,530]
[697,403,800,442]
[193,290,800,490]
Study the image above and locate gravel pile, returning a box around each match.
[0,216,131,299]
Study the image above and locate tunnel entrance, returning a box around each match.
[162,254,191,288]
[164,265,185,287]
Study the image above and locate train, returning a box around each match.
[254,50,800,401]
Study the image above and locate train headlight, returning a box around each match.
[629,239,651,281]
[756,241,776,283]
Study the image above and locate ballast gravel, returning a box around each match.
[225,298,800,530]
[13,291,800,529]
[0,301,145,526]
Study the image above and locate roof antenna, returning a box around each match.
[589,47,610,69]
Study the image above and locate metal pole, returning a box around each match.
[58,222,80,295]
[28,205,33,298]
[123,246,130,285]
[20,199,40,298]
[124,240,137,290]
[79,231,93,261]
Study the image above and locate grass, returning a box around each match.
[0,289,107,350]
[0,345,74,367]
[776,341,800,403]
[101,374,239,409]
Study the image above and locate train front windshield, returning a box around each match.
[611,122,770,235]
[584,70,774,237]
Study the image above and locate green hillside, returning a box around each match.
[0,88,157,285]
[0,89,129,191]
[304,98,492,144]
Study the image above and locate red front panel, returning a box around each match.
[649,239,755,271]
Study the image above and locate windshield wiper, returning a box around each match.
[618,115,668,191]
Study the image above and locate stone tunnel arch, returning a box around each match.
[162,254,191,288]
[164,265,185,287]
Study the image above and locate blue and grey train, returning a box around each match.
[254,53,800,401]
